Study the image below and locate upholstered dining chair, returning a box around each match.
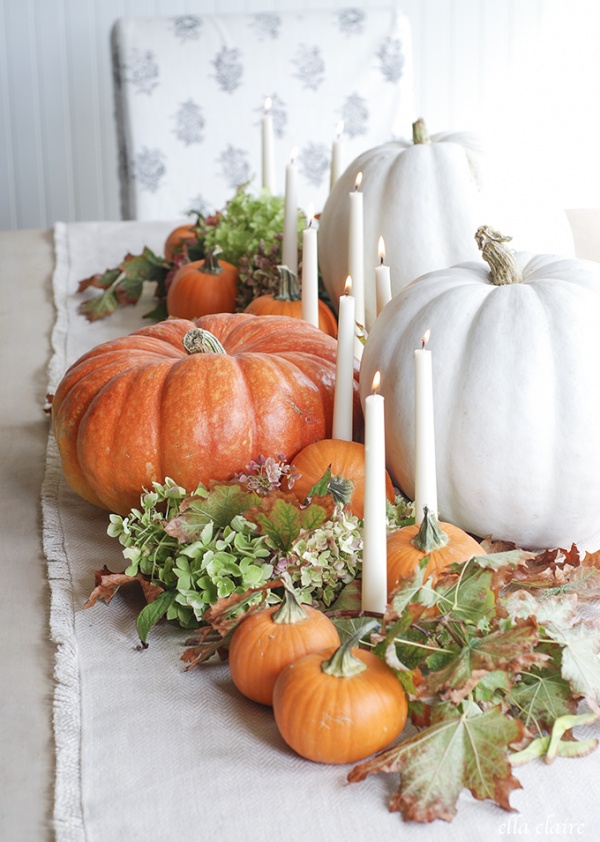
[111,5,413,220]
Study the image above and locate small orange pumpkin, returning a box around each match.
[289,439,395,518]
[245,265,338,337]
[387,506,485,597]
[164,223,199,261]
[228,583,340,706]
[167,247,239,319]
[272,619,407,764]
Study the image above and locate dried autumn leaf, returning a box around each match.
[508,545,582,590]
[77,267,121,292]
[180,578,284,667]
[84,565,164,607]
[78,289,119,322]
[425,618,548,703]
[348,703,526,823]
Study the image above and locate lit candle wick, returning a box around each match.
[354,171,363,191]
[372,370,381,394]
[421,329,431,349]
[344,275,352,295]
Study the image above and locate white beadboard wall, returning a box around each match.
[1,0,599,231]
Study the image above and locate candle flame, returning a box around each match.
[306,203,315,226]
[354,171,363,191]
[264,96,272,113]
[290,146,299,164]
[378,235,385,264]
[372,370,381,394]
[336,120,344,138]
[344,275,352,295]
[421,329,431,349]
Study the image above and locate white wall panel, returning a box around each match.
[1,0,599,231]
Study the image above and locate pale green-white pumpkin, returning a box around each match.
[360,225,600,550]
[318,119,482,330]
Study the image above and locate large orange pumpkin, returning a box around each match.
[288,439,395,518]
[166,248,239,319]
[245,265,338,338]
[51,313,363,515]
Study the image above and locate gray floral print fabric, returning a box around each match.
[112,6,413,220]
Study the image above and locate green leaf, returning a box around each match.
[78,289,119,322]
[251,497,301,552]
[504,668,577,731]
[115,276,143,306]
[122,248,169,282]
[299,500,329,533]
[166,484,260,540]
[348,704,525,822]
[547,622,600,703]
[307,466,332,500]
[136,590,177,644]
[426,618,546,703]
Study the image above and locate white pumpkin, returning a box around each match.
[318,119,483,330]
[360,226,600,550]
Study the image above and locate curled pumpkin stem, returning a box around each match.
[182,328,227,355]
[321,618,379,678]
[275,265,301,302]
[410,506,449,553]
[475,225,523,286]
[272,579,310,625]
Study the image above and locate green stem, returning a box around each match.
[410,506,449,553]
[182,328,227,355]
[327,475,355,508]
[321,618,379,678]
[275,265,301,301]
[272,582,309,625]
[201,246,224,275]
[412,118,431,145]
[475,225,523,285]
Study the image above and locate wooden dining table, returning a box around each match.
[2,220,600,842]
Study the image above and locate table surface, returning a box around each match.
[3,219,600,842]
[0,228,55,841]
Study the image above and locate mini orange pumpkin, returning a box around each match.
[167,247,239,319]
[272,619,407,764]
[228,583,340,706]
[289,439,395,518]
[387,506,485,597]
[164,223,199,261]
[245,265,338,337]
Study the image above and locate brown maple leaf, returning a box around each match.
[84,565,164,608]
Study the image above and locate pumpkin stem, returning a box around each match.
[410,506,449,553]
[412,118,431,145]
[328,475,355,508]
[475,225,523,285]
[201,246,224,275]
[182,328,227,355]
[272,580,310,625]
[320,618,379,678]
[275,265,302,302]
